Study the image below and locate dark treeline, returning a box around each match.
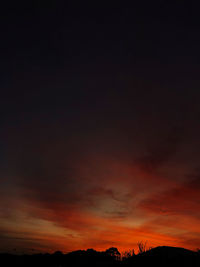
[1,246,200,267]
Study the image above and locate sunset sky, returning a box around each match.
[1,2,200,254]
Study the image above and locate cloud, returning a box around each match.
[135,126,181,173]
[139,174,200,216]
[2,120,200,253]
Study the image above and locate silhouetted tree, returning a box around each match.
[121,249,135,260]
[86,248,96,253]
[137,241,147,254]
[53,251,63,256]
[105,247,121,260]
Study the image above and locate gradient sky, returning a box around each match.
[1,2,200,253]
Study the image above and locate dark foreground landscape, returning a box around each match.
[1,246,200,267]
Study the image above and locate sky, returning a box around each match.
[1,2,200,254]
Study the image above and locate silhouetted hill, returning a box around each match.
[140,246,197,257]
[1,246,200,267]
[124,246,199,267]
